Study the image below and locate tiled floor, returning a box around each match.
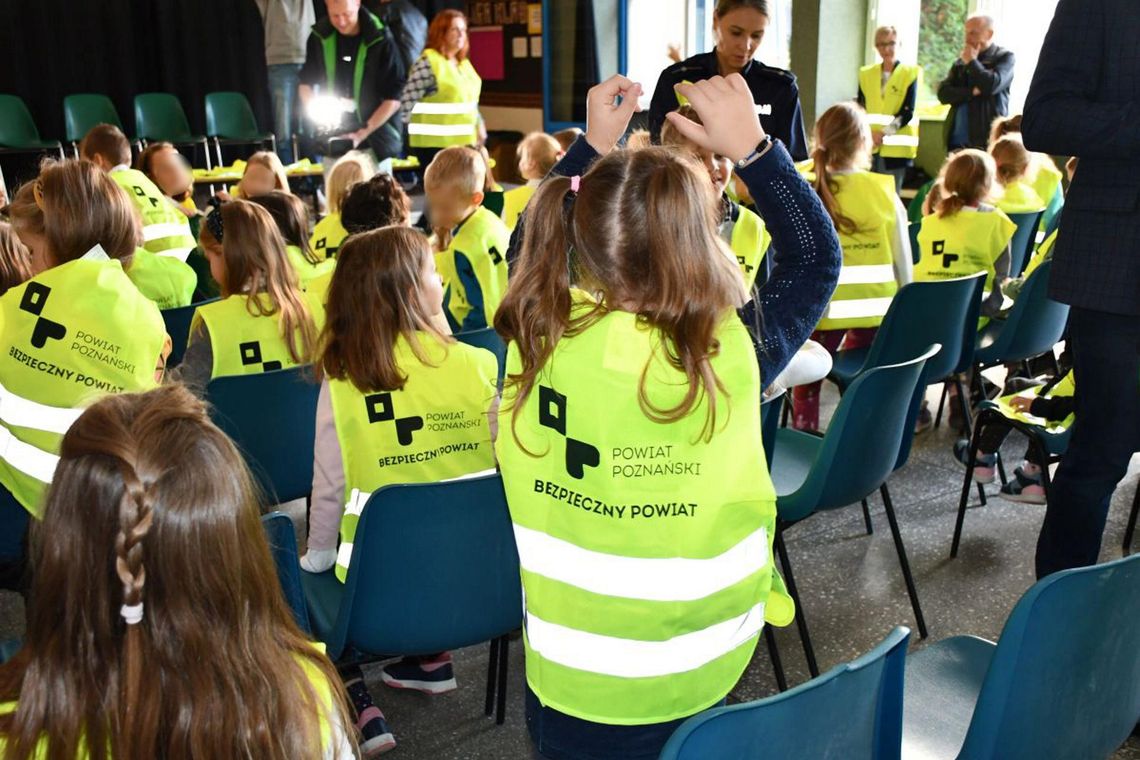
[0,384,1135,758]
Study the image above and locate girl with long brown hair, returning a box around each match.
[495,73,839,760]
[791,101,912,431]
[172,200,321,395]
[304,226,497,754]
[0,384,356,759]
[250,190,336,288]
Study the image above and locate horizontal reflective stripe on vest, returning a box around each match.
[156,246,194,262]
[0,379,84,435]
[823,296,894,321]
[514,525,769,603]
[882,134,920,148]
[865,114,896,127]
[525,601,766,679]
[411,101,480,116]
[407,123,478,137]
[141,222,193,243]
[336,540,354,573]
[835,264,896,286]
[0,425,59,484]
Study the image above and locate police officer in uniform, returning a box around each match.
[648,0,809,161]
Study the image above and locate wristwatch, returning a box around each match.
[735,135,775,169]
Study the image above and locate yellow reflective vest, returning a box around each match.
[310,213,349,260]
[409,48,482,149]
[437,206,510,332]
[125,247,196,310]
[502,182,539,231]
[916,208,1016,309]
[720,203,770,292]
[110,168,197,261]
[190,292,325,379]
[859,63,921,160]
[996,180,1046,215]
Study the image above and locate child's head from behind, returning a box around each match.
[5,384,347,758]
[239,151,289,199]
[138,142,192,200]
[922,178,945,217]
[990,135,1031,187]
[659,105,733,196]
[517,132,563,181]
[340,173,412,234]
[0,221,32,295]
[552,127,583,152]
[321,226,444,393]
[199,199,291,296]
[249,190,313,257]
[811,101,871,172]
[79,123,132,171]
[988,113,1022,148]
[424,146,485,230]
[936,149,995,217]
[326,151,374,215]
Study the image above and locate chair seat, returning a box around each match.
[300,567,345,643]
[770,428,823,499]
[902,635,995,760]
[216,131,275,143]
[828,347,871,391]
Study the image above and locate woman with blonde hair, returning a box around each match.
[857,25,922,190]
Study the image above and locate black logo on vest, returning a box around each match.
[239,341,282,372]
[538,385,599,480]
[488,245,503,265]
[932,240,959,268]
[20,283,67,348]
[365,392,424,446]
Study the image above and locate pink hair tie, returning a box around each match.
[569,175,581,193]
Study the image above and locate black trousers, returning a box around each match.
[1036,307,1140,578]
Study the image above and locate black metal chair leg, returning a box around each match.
[775,530,819,677]
[1124,481,1139,555]
[484,637,499,717]
[496,635,509,725]
[952,421,986,558]
[935,382,949,429]
[762,625,788,692]
[881,484,928,638]
[976,480,988,507]
[954,375,973,436]
[995,451,1009,487]
[861,498,874,535]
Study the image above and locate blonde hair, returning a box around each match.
[0,222,32,295]
[424,146,485,197]
[659,105,702,150]
[34,160,141,267]
[936,149,995,218]
[326,152,374,215]
[517,132,563,179]
[624,130,652,152]
[874,25,898,44]
[237,152,289,198]
[811,102,872,235]
[990,135,1031,187]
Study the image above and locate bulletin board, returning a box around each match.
[466,1,544,108]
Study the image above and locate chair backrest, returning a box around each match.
[958,553,1140,760]
[0,94,45,149]
[328,473,522,657]
[206,366,319,504]
[205,91,261,141]
[63,94,123,144]
[1005,210,1045,278]
[161,298,218,369]
[860,272,985,383]
[455,327,507,379]
[908,220,922,265]
[261,511,312,634]
[953,274,987,374]
[134,93,195,143]
[778,345,939,521]
[659,627,910,760]
[975,259,1069,367]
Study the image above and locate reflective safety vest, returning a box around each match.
[1029,156,1063,213]
[286,245,338,291]
[437,206,510,331]
[125,247,196,310]
[191,292,325,379]
[719,203,770,291]
[817,172,900,331]
[110,168,197,261]
[409,48,482,149]
[330,334,497,581]
[995,180,1046,215]
[1023,228,1057,280]
[310,213,348,260]
[502,183,539,231]
[495,295,794,725]
[0,256,165,515]
[859,63,921,160]
[995,369,1075,433]
[916,208,1016,305]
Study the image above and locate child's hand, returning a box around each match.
[668,75,767,163]
[585,74,644,155]
[1009,394,1035,413]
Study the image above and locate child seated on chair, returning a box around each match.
[138,141,199,218]
[248,191,335,290]
[502,132,562,231]
[953,368,1075,505]
[310,151,375,260]
[990,136,1046,215]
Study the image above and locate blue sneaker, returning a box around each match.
[381,653,458,695]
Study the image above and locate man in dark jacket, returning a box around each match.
[1021,0,1140,579]
[937,14,1014,150]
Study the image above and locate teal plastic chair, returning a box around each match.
[908,219,922,265]
[133,93,211,168]
[659,627,910,760]
[455,327,507,380]
[1126,483,1138,555]
[204,91,275,167]
[974,260,1068,373]
[206,366,319,504]
[301,473,522,723]
[1039,180,1064,238]
[160,298,217,369]
[261,511,312,634]
[0,94,63,158]
[902,553,1140,760]
[770,345,939,676]
[1004,210,1045,278]
[62,94,127,152]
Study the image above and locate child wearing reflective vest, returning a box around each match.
[495,74,815,760]
[991,135,1047,215]
[989,114,1065,230]
[172,201,321,395]
[915,149,1014,324]
[249,191,336,290]
[310,151,374,260]
[302,226,497,754]
[424,147,510,332]
[793,102,912,432]
[503,132,563,231]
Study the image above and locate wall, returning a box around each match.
[790,0,870,129]
[482,105,544,134]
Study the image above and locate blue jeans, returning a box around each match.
[267,63,302,164]
[1036,307,1140,578]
